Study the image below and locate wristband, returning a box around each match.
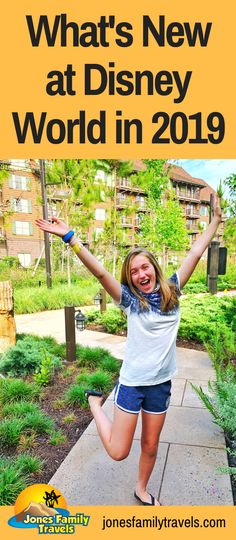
[71,243,83,254]
[69,235,83,254]
[62,230,74,243]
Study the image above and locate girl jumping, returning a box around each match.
[36,198,221,505]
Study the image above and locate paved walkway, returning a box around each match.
[15,309,234,506]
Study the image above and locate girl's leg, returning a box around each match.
[88,395,138,461]
[135,410,166,504]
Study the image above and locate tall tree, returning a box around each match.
[135,160,189,272]
[96,160,134,276]
[46,159,103,284]
[225,174,236,216]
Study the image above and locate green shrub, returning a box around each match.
[16,453,44,474]
[0,457,29,505]
[17,334,66,359]
[34,351,61,386]
[64,384,88,407]
[101,308,127,334]
[2,401,40,418]
[192,377,236,438]
[62,413,76,424]
[179,295,235,343]
[76,345,112,369]
[0,379,41,405]
[0,418,25,447]
[22,411,54,434]
[99,355,120,374]
[86,370,113,393]
[0,335,62,378]
[76,369,113,393]
[14,281,99,314]
[85,308,102,324]
[204,324,235,371]
[0,337,44,377]
[49,429,67,446]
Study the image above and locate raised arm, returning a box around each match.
[35,217,121,303]
[177,197,222,289]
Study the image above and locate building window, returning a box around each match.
[18,253,31,268]
[10,160,28,169]
[9,175,30,191]
[95,208,106,221]
[200,205,208,216]
[13,221,33,235]
[12,198,32,213]
[94,227,103,240]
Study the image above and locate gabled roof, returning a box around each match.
[168,165,206,187]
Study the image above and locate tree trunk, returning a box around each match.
[0,281,16,353]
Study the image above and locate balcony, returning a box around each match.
[185,210,200,219]
[178,193,200,202]
[120,217,133,227]
[186,224,199,233]
[135,200,149,211]
[116,197,130,208]
[117,179,145,194]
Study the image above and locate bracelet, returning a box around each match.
[71,243,83,254]
[62,230,74,243]
[69,235,84,254]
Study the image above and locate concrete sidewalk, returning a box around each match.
[15,310,234,506]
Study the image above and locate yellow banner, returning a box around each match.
[0,0,235,157]
[1,505,236,539]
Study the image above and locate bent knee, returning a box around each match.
[109,448,130,461]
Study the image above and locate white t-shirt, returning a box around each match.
[117,272,180,386]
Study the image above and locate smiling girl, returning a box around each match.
[36,198,222,506]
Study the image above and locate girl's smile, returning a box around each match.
[130,254,156,293]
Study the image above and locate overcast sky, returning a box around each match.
[175,160,236,198]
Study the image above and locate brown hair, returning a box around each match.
[121,247,179,312]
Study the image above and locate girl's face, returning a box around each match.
[130,254,156,293]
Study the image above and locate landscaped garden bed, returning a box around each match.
[0,335,120,505]
[0,293,235,505]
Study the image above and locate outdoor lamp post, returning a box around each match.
[94,292,101,308]
[93,288,107,313]
[75,309,87,332]
[64,306,86,362]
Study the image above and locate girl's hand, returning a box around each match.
[213,196,223,223]
[35,217,70,238]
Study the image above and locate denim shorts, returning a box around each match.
[114,380,172,415]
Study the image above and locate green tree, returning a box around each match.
[223,217,236,255]
[95,160,134,275]
[225,174,236,216]
[135,161,189,271]
[45,160,103,284]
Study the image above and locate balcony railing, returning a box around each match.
[185,210,200,218]
[121,217,133,227]
[116,198,130,207]
[177,193,200,202]
[117,179,145,193]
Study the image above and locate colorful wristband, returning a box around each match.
[62,230,74,243]
[71,243,83,254]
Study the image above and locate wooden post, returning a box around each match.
[100,288,107,312]
[208,241,220,294]
[0,281,16,353]
[64,306,76,362]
